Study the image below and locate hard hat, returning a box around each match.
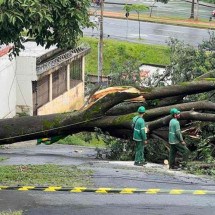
[137,106,146,113]
[170,108,180,115]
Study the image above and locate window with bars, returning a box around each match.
[52,65,67,99]
[70,58,82,88]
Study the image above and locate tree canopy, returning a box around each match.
[0,0,92,56]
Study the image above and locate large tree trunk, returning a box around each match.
[1,80,215,145]
[190,0,195,19]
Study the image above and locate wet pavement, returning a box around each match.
[0,141,215,215]
[0,141,215,190]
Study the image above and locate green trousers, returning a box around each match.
[134,141,145,165]
[169,143,190,168]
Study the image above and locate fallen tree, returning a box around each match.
[1,80,215,145]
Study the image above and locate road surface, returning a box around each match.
[84,17,214,46]
[0,143,215,215]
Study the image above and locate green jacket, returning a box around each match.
[132,116,147,142]
[169,118,184,144]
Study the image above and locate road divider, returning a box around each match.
[0,186,215,195]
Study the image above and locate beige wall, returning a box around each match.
[37,82,84,115]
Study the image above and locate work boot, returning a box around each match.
[134,162,147,166]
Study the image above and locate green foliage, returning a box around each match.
[95,127,134,160]
[80,37,170,75]
[186,161,215,176]
[123,4,149,39]
[184,123,215,176]
[0,0,92,56]
[109,59,142,86]
[58,132,106,148]
[145,139,169,163]
[0,211,22,215]
[123,4,149,13]
[0,164,93,186]
[167,32,215,85]
[196,139,214,163]
[0,156,7,162]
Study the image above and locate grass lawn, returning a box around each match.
[0,211,22,215]
[80,37,170,75]
[57,133,106,148]
[0,164,93,187]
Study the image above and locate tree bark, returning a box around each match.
[1,81,215,145]
[190,0,195,19]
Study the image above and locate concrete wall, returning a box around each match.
[15,56,37,115]
[0,57,16,118]
[37,82,84,115]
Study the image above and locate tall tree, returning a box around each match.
[190,0,195,19]
[0,0,93,56]
[1,81,215,145]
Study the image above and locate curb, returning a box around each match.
[105,0,215,8]
[89,10,215,30]
[1,186,215,195]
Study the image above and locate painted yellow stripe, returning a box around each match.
[71,187,87,193]
[0,186,8,190]
[120,188,136,194]
[0,186,215,195]
[44,186,62,192]
[169,189,184,195]
[193,190,206,195]
[96,188,112,193]
[18,186,35,191]
[146,189,160,194]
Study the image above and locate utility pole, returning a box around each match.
[195,0,199,21]
[98,0,104,83]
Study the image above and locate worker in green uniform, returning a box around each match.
[168,108,190,169]
[132,106,147,166]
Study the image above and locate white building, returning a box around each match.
[139,64,167,87]
[0,42,90,118]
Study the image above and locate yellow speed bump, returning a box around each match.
[120,188,136,194]
[18,186,35,191]
[44,186,62,192]
[0,186,8,190]
[71,187,87,193]
[169,189,184,195]
[193,190,207,195]
[96,187,112,194]
[0,186,215,195]
[146,189,160,194]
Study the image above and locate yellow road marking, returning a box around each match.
[18,186,35,191]
[193,190,206,195]
[169,189,184,195]
[44,186,62,192]
[120,188,136,194]
[96,188,112,193]
[71,187,87,193]
[0,186,8,190]
[146,189,160,194]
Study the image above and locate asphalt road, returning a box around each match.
[0,143,215,215]
[103,0,215,19]
[84,17,214,46]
